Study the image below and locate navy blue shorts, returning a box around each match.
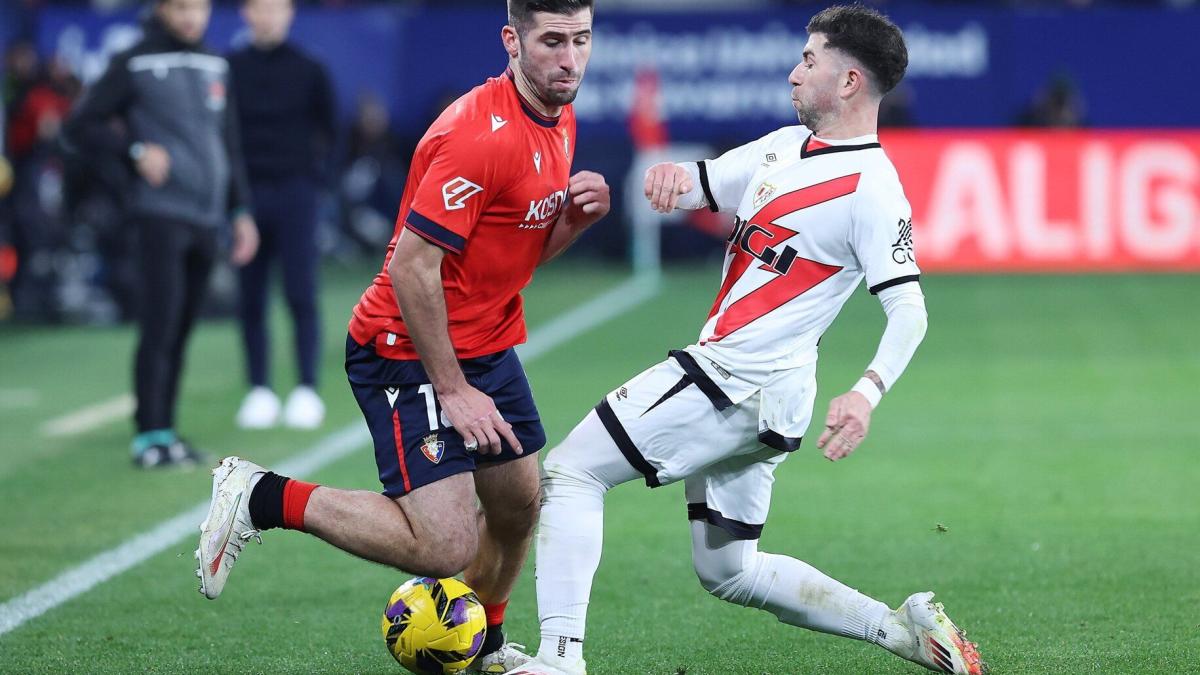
[345,334,547,498]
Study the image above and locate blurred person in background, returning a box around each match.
[339,92,407,252]
[1016,72,1087,128]
[63,0,259,468]
[229,0,335,430]
[4,53,80,317]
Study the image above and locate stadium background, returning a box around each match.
[1,1,1197,673]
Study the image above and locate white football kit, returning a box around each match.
[597,126,923,536]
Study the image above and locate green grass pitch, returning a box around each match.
[0,263,1196,673]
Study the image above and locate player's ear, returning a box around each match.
[501,24,520,59]
[842,67,864,100]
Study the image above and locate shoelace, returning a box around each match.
[226,529,263,562]
[491,643,527,665]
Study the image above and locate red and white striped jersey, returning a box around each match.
[684,126,920,384]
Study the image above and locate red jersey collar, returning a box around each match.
[504,67,562,128]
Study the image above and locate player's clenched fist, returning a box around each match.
[567,170,610,223]
[643,162,694,214]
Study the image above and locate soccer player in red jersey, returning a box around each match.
[197,2,608,670]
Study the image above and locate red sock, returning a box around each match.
[281,479,318,531]
[483,600,508,628]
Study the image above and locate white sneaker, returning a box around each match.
[235,387,280,429]
[467,642,532,673]
[282,386,324,429]
[892,592,987,675]
[196,456,265,599]
[504,654,586,675]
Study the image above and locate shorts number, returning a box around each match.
[417,384,451,430]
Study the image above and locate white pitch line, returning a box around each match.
[0,273,660,639]
[41,393,135,438]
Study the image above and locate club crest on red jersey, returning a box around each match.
[420,433,445,464]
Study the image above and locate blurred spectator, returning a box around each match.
[3,46,90,321]
[1016,73,1087,128]
[339,91,407,252]
[3,42,41,125]
[229,0,335,430]
[62,0,260,468]
[6,57,79,163]
[879,82,916,128]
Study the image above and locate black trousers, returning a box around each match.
[238,176,320,388]
[134,217,218,433]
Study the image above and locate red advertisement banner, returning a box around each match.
[881,131,1200,271]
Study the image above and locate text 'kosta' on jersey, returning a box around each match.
[350,69,577,360]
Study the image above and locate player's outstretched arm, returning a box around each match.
[389,230,522,455]
[818,283,928,461]
[643,162,697,213]
[540,170,610,264]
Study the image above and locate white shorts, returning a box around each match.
[594,350,816,540]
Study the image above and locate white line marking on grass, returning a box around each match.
[41,393,135,438]
[0,274,660,639]
[517,275,660,362]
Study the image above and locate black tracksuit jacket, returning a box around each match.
[64,17,252,229]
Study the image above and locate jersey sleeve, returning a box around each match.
[850,176,922,294]
[691,129,785,214]
[404,124,505,255]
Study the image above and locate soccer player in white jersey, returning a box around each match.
[509,6,986,675]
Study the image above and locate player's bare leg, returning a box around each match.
[465,453,541,672]
[197,457,478,599]
[305,472,478,575]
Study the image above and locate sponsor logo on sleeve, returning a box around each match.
[892,218,915,263]
[441,177,484,211]
[490,113,507,132]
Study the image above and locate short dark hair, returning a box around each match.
[508,0,594,37]
[806,5,907,95]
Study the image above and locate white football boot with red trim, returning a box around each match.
[195,456,265,599]
[892,592,987,674]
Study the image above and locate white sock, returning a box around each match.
[534,462,606,660]
[693,523,915,655]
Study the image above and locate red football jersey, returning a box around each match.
[349,70,577,360]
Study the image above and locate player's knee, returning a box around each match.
[540,458,609,505]
[694,555,744,595]
[422,532,477,578]
[481,487,539,542]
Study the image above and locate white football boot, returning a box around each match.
[503,654,586,675]
[891,592,986,675]
[195,456,266,599]
[468,642,532,673]
[235,387,281,429]
[282,386,325,429]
